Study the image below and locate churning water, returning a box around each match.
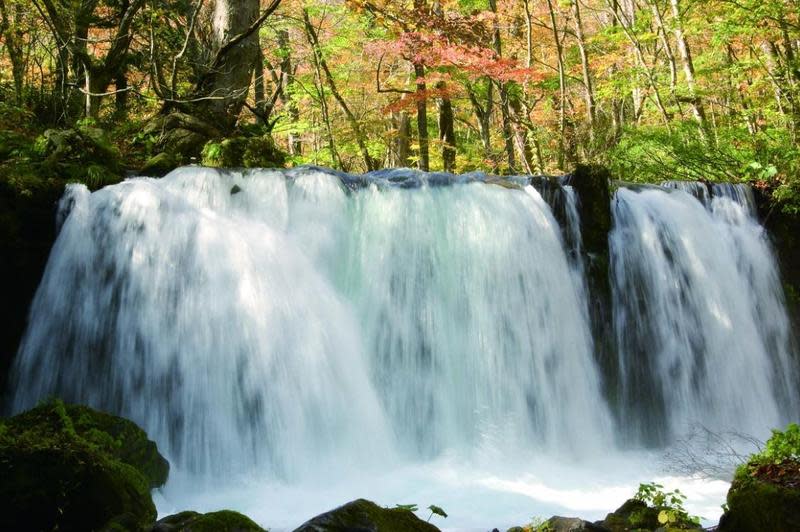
[8,168,798,530]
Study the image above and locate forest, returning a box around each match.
[0,0,798,212]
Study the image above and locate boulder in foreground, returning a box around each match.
[293,498,441,532]
[0,400,168,531]
[152,510,266,532]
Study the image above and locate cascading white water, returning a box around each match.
[7,168,797,529]
[610,184,797,444]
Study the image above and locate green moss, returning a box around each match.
[294,498,440,532]
[154,510,266,531]
[202,136,286,169]
[0,400,169,532]
[719,469,800,531]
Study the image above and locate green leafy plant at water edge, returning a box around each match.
[393,503,418,512]
[634,482,701,528]
[393,503,448,523]
[426,504,447,522]
[743,423,800,470]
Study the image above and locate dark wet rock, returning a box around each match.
[547,516,610,531]
[292,498,441,532]
[565,164,618,419]
[152,510,266,532]
[0,400,168,531]
[600,499,660,531]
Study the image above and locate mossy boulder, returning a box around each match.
[599,499,659,531]
[143,112,221,163]
[152,510,266,532]
[596,498,702,531]
[33,126,124,187]
[293,499,441,532]
[201,135,286,169]
[140,151,181,177]
[717,461,800,532]
[0,400,169,531]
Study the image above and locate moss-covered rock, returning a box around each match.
[0,400,169,531]
[292,499,441,532]
[600,499,660,531]
[140,151,181,177]
[33,126,124,187]
[718,461,800,532]
[201,135,286,169]
[152,510,266,532]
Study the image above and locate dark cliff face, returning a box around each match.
[0,179,63,407]
[565,165,619,416]
[754,188,800,346]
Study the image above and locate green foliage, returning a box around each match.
[633,482,702,529]
[741,423,800,472]
[606,121,800,214]
[156,510,267,532]
[394,503,419,512]
[426,504,447,522]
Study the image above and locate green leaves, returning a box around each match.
[393,503,448,523]
[634,482,702,528]
[763,423,800,463]
[427,504,448,519]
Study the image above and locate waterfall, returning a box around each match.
[610,184,797,444]
[10,167,612,475]
[7,167,797,527]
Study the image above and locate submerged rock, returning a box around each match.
[293,498,441,532]
[0,400,168,531]
[152,510,266,532]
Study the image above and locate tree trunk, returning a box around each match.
[546,0,566,169]
[669,0,709,134]
[192,0,262,133]
[437,83,456,172]
[414,62,430,171]
[572,0,596,140]
[114,70,128,118]
[467,80,493,165]
[277,29,302,156]
[490,0,515,172]
[303,9,375,171]
[397,110,411,167]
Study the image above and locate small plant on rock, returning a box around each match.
[634,482,701,529]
